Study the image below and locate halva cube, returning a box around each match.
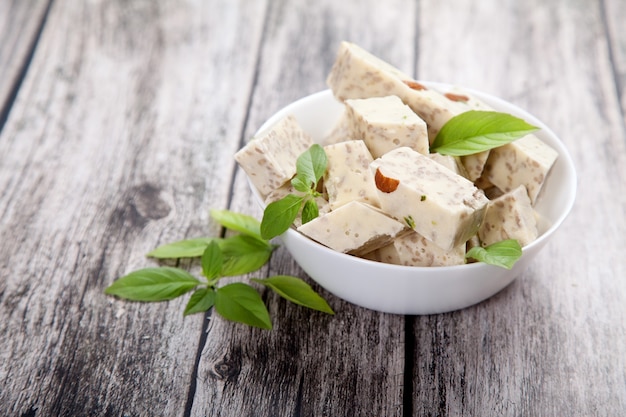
[234,115,313,196]
[322,109,352,145]
[345,95,429,157]
[478,185,538,247]
[441,87,492,111]
[326,41,414,101]
[370,147,489,250]
[324,140,380,209]
[461,151,491,182]
[403,87,468,142]
[326,41,466,141]
[466,234,481,251]
[464,234,482,263]
[483,134,558,204]
[375,231,466,267]
[427,153,469,178]
[297,201,407,256]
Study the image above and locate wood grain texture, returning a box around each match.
[0,0,625,416]
[0,0,266,415]
[604,0,626,112]
[0,0,50,128]
[415,0,626,415]
[191,1,417,415]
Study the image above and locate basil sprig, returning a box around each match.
[105,209,334,330]
[260,144,327,240]
[465,239,523,269]
[431,110,539,156]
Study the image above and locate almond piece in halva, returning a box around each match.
[370,147,489,251]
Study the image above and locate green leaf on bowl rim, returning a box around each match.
[465,239,522,269]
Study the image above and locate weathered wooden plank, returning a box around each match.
[0,0,50,128]
[414,0,626,415]
[190,0,418,415]
[1,0,624,416]
[604,0,626,112]
[0,0,266,415]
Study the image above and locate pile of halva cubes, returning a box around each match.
[235,41,558,267]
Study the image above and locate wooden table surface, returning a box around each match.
[1,1,625,416]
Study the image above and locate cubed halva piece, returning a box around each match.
[478,185,538,247]
[297,201,407,256]
[427,153,469,179]
[374,231,466,267]
[323,140,380,210]
[326,41,467,141]
[234,115,313,196]
[370,147,489,251]
[345,95,429,158]
[484,134,558,204]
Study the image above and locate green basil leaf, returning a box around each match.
[184,287,216,316]
[296,144,328,187]
[465,239,523,269]
[309,144,328,183]
[146,237,218,259]
[291,175,312,193]
[104,267,200,301]
[261,194,304,240]
[210,209,262,239]
[431,111,539,156]
[201,241,223,280]
[215,283,272,329]
[404,215,416,229]
[301,198,319,225]
[252,275,334,314]
[219,235,275,276]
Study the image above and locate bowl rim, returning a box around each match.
[251,84,577,272]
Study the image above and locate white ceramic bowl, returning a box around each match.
[250,85,576,315]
